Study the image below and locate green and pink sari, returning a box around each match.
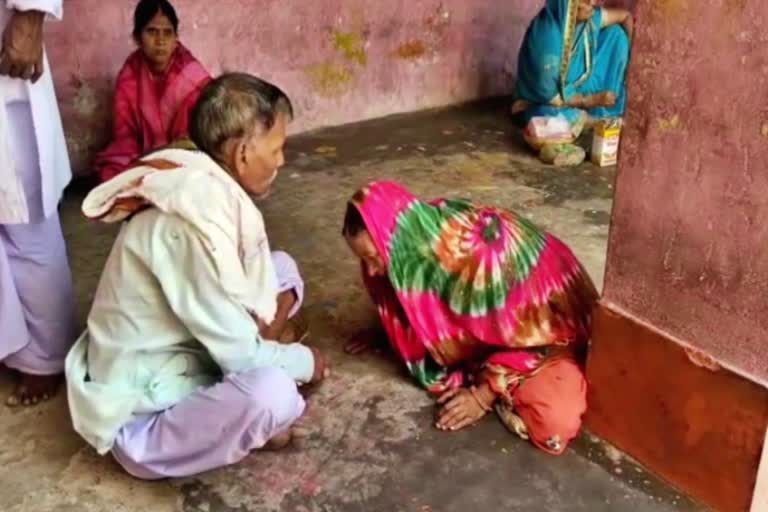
[353,181,598,405]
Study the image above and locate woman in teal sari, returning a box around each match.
[512,0,633,127]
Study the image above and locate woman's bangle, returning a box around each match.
[470,385,493,413]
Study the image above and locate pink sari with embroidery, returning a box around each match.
[95,44,211,182]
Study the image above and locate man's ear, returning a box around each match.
[236,139,249,177]
[220,137,246,176]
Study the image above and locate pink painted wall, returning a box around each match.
[600,0,637,10]
[602,0,768,387]
[48,0,548,175]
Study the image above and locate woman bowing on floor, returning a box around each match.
[342,181,598,455]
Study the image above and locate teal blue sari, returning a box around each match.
[514,0,630,125]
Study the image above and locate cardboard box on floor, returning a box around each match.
[591,119,622,167]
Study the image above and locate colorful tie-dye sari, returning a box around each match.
[352,181,598,404]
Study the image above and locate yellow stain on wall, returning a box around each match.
[305,62,355,97]
[658,114,681,131]
[332,30,368,66]
[656,0,688,19]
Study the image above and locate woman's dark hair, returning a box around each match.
[342,202,367,238]
[133,0,179,40]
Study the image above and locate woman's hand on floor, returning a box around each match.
[435,385,495,431]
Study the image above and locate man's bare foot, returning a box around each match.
[262,426,311,451]
[263,430,293,450]
[6,372,61,407]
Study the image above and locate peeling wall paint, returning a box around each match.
[602,0,768,387]
[46,0,546,176]
[395,40,429,59]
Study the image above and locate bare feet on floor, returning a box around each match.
[262,425,311,451]
[586,91,617,108]
[6,372,61,406]
[510,99,531,115]
[263,430,293,450]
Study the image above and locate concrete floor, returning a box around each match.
[0,102,704,512]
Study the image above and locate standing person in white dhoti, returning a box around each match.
[0,1,75,406]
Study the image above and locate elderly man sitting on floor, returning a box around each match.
[66,73,329,480]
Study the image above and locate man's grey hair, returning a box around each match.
[190,73,294,158]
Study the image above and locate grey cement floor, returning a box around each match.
[0,101,704,511]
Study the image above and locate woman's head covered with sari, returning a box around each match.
[342,181,597,373]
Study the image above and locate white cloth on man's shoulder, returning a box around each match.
[82,148,280,324]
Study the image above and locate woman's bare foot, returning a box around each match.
[6,372,61,407]
[569,92,616,109]
[510,99,531,114]
[586,92,617,108]
[496,402,530,440]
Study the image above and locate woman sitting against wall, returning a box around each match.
[512,0,633,163]
[94,0,210,182]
